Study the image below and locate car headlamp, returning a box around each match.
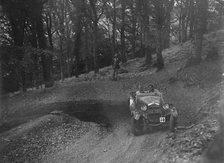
[141,105,147,111]
[163,104,169,110]
[130,98,134,106]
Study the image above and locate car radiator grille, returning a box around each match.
[146,107,162,114]
[145,107,162,123]
[146,114,161,123]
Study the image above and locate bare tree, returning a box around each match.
[120,0,127,63]
[195,0,208,61]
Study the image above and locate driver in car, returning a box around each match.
[136,84,144,94]
[147,84,160,94]
[137,84,164,104]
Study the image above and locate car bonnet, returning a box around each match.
[137,95,161,106]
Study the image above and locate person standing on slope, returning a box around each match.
[112,53,120,80]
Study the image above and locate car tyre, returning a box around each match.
[131,116,143,136]
[169,115,176,132]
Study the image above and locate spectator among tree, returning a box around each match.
[112,53,120,81]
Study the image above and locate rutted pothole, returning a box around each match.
[0,100,130,133]
[62,102,111,125]
[61,100,130,127]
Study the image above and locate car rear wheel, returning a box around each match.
[169,115,176,132]
[131,116,143,136]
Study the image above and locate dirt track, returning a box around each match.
[1,30,224,163]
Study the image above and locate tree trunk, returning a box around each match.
[195,0,208,61]
[188,0,195,39]
[29,19,39,89]
[90,0,99,74]
[36,2,54,88]
[145,46,152,65]
[179,4,183,43]
[137,0,152,65]
[153,0,165,70]
[163,0,173,49]
[163,19,170,49]
[112,0,116,56]
[120,0,127,63]
[59,0,65,80]
[66,17,72,77]
[93,21,99,73]
[130,2,137,58]
[21,70,26,92]
[84,26,91,73]
[10,19,26,91]
[46,13,53,49]
[10,18,25,46]
[156,29,164,70]
[66,40,72,78]
[181,13,187,42]
[72,11,82,78]
[30,19,38,48]
[59,38,64,81]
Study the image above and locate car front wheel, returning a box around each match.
[169,114,177,132]
[131,116,143,136]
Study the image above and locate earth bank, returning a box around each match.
[1,30,224,163]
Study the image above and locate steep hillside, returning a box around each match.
[1,30,224,163]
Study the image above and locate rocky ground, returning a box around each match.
[1,30,224,163]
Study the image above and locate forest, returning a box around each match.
[0,0,223,94]
[1,1,224,162]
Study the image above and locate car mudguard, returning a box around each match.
[171,109,178,118]
[132,111,141,120]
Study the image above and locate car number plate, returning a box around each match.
[159,117,166,123]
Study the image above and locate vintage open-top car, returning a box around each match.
[129,89,178,136]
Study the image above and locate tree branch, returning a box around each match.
[216,0,224,7]
[0,34,13,44]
